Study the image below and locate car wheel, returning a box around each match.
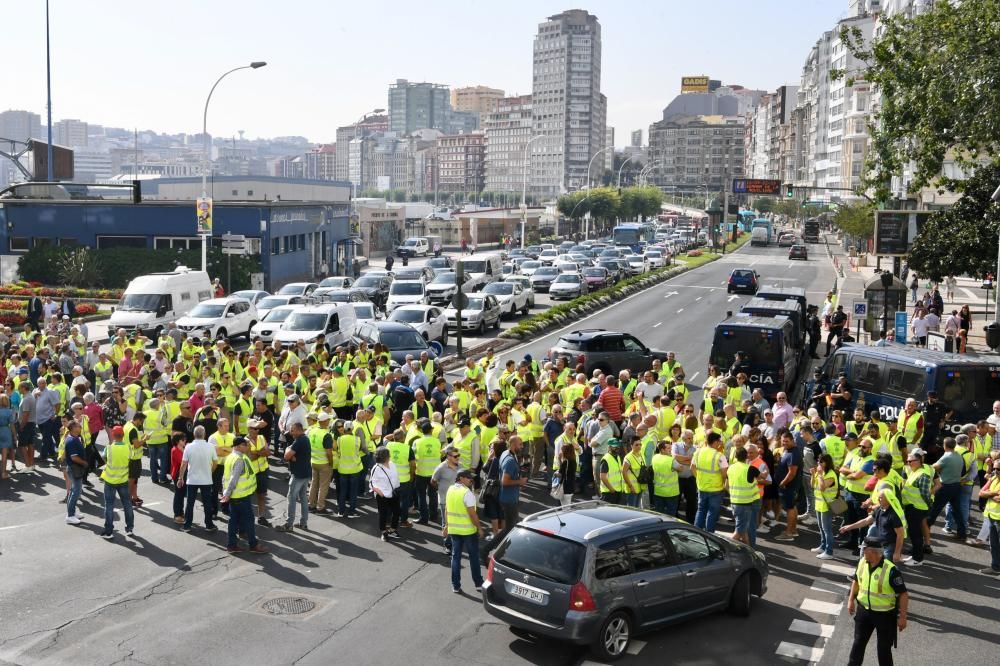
[216,328,227,340]
[440,329,448,346]
[246,321,256,339]
[493,315,501,330]
[477,320,486,335]
[522,302,530,315]
[509,304,516,319]
[727,286,733,294]
[592,610,632,661]
[729,573,753,617]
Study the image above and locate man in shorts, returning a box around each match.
[775,429,802,541]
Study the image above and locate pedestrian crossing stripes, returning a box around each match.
[820,562,854,576]
[788,619,835,638]
[799,598,843,615]
[776,641,825,662]
[774,555,852,662]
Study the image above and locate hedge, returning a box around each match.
[0,283,123,300]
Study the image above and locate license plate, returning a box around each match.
[508,581,546,605]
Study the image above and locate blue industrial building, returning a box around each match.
[0,179,357,290]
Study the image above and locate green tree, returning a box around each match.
[906,163,1000,282]
[58,247,104,287]
[557,191,589,220]
[588,187,621,222]
[755,197,775,213]
[833,202,875,239]
[837,0,1000,199]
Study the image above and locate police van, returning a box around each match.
[709,316,800,400]
[739,297,805,348]
[807,343,1000,427]
[756,285,808,329]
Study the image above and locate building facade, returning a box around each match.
[451,86,505,116]
[484,95,533,195]
[530,9,606,197]
[388,79,451,134]
[647,115,746,193]
[437,133,485,194]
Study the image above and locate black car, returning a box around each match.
[548,329,669,376]
[352,274,392,309]
[353,321,438,366]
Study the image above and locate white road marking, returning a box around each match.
[727,295,739,302]
[689,372,699,382]
[775,641,825,662]
[663,291,678,298]
[652,322,661,328]
[695,296,702,301]
[799,598,843,615]
[820,562,855,576]
[788,619,835,638]
[676,308,684,313]
[811,579,850,593]
[0,524,30,531]
[961,287,977,300]
[625,640,646,655]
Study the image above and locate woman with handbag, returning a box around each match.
[812,453,839,560]
[555,443,577,506]
[370,446,401,542]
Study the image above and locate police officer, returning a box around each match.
[847,536,909,666]
[807,304,821,359]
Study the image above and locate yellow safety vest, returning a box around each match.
[600,454,625,494]
[956,446,976,486]
[656,406,676,438]
[308,426,331,466]
[983,476,1000,521]
[143,407,170,445]
[901,466,930,510]
[844,453,873,495]
[896,412,921,448]
[855,558,898,612]
[337,434,362,474]
[651,453,679,498]
[247,434,269,474]
[100,442,130,485]
[526,402,544,438]
[123,422,144,461]
[477,423,498,452]
[212,431,235,461]
[728,461,758,505]
[222,452,257,499]
[623,451,647,492]
[455,431,476,469]
[361,394,385,423]
[233,397,253,434]
[813,469,838,512]
[445,484,477,535]
[387,441,412,483]
[824,435,846,469]
[413,435,440,477]
[693,446,724,492]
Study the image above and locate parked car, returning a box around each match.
[549,329,670,376]
[483,502,768,661]
[275,282,318,297]
[351,301,378,326]
[353,320,439,366]
[387,304,448,344]
[175,297,258,340]
[273,303,357,347]
[788,244,809,260]
[352,273,392,308]
[318,276,355,289]
[480,281,532,318]
[229,289,270,305]
[443,294,502,334]
[727,268,759,294]
[396,236,430,258]
[549,272,588,300]
[582,266,613,291]
[530,266,561,293]
[249,305,301,343]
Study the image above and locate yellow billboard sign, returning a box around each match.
[196,197,213,235]
[681,76,710,93]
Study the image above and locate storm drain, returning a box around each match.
[261,597,316,615]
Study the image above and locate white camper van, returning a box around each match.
[108,266,212,338]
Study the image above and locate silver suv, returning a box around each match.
[482,502,768,661]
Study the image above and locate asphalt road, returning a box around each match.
[4,239,996,665]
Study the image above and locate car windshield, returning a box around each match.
[284,313,328,331]
[484,283,513,295]
[522,261,540,269]
[188,304,225,318]
[427,258,448,268]
[733,270,754,279]
[379,330,426,349]
[231,290,259,300]
[262,308,294,323]
[118,293,164,312]
[431,273,456,284]
[353,304,375,320]
[257,297,288,310]
[276,284,305,295]
[389,309,424,324]
[583,268,605,277]
[535,267,559,277]
[319,277,347,287]
[711,328,782,369]
[494,527,585,585]
[646,250,662,257]
[390,282,423,295]
[403,239,420,246]
[461,260,487,273]
[554,274,578,283]
[355,276,382,288]
[464,297,485,310]
[394,269,422,280]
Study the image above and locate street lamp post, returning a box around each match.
[45,0,53,182]
[520,134,545,248]
[583,146,614,239]
[992,184,1000,322]
[200,61,267,272]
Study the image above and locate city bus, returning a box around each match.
[737,210,756,231]
[751,218,774,244]
[612,223,654,252]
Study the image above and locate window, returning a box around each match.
[626,532,672,572]
[851,358,884,389]
[180,291,192,302]
[97,235,146,249]
[247,190,254,196]
[595,540,631,580]
[622,336,645,353]
[272,238,281,255]
[34,238,53,247]
[9,236,31,252]
[232,189,239,196]
[885,362,923,396]
[666,529,711,564]
[58,238,79,246]
[326,313,339,332]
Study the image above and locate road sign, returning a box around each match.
[852,300,867,318]
[196,197,213,235]
[894,311,908,344]
[451,293,469,310]
[731,179,782,195]
[221,233,246,255]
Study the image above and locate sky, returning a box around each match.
[4,0,850,146]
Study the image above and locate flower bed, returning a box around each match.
[0,282,123,300]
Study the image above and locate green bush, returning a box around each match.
[17,246,259,291]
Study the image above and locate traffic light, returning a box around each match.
[785,184,794,198]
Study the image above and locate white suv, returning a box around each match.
[175,297,258,340]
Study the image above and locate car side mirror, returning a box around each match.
[226,311,235,318]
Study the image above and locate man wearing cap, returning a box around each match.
[245,418,272,526]
[100,426,136,539]
[847,537,908,666]
[221,436,268,554]
[307,413,336,515]
[444,468,484,594]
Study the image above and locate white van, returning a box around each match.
[273,303,357,347]
[108,266,212,338]
[456,254,503,291]
[396,237,430,258]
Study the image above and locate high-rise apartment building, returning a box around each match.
[437,133,485,194]
[0,110,42,143]
[604,127,615,173]
[452,86,505,116]
[334,113,388,184]
[484,95,533,195]
[647,115,745,192]
[630,130,642,148]
[54,119,88,148]
[530,9,606,197]
[388,79,451,134]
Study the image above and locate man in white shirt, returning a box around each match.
[277,394,307,455]
[987,401,1000,435]
[924,308,941,332]
[912,310,929,346]
[635,371,664,401]
[177,425,219,532]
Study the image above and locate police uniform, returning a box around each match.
[848,538,907,666]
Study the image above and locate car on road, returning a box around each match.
[524,245,542,259]
[387,304,448,344]
[549,272,588,300]
[623,254,648,276]
[276,282,319,297]
[483,502,768,661]
[230,289,270,305]
[530,266,561,293]
[392,266,435,284]
[502,274,535,296]
[519,260,542,277]
[426,271,466,305]
[352,273,393,309]
[582,266,613,291]
[385,280,428,312]
[175,297,258,340]
[425,256,455,275]
[597,259,626,283]
[549,329,670,376]
[255,295,314,320]
[396,236,430,258]
[727,268,759,294]
[318,276,355,290]
[443,294,502,334]
[643,249,667,269]
[788,244,808,260]
[274,302,357,347]
[351,301,378,326]
[777,233,796,248]
[480,280,532,318]
[538,249,559,265]
[313,287,370,304]
[353,320,439,367]
[249,305,300,342]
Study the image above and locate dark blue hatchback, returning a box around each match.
[727,268,759,294]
